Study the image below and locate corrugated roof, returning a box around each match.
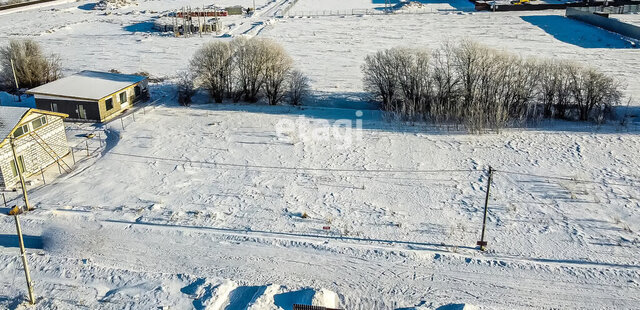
[26,70,147,101]
[0,106,30,143]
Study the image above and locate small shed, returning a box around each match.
[225,5,244,15]
[0,107,69,188]
[27,70,149,122]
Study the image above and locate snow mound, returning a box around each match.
[399,1,428,11]
[311,288,340,308]
[94,0,136,10]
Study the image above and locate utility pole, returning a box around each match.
[10,58,21,102]
[14,213,36,305]
[477,166,493,251]
[9,138,31,211]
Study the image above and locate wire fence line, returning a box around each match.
[105,98,162,132]
[280,7,458,18]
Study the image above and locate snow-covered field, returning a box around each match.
[265,11,640,99]
[1,0,640,309]
[290,0,474,13]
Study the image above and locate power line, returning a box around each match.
[106,151,477,175]
[494,169,640,188]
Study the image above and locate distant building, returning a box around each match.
[0,107,69,188]
[27,70,149,122]
[225,5,244,15]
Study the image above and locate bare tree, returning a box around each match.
[287,69,310,106]
[362,49,401,111]
[190,41,233,103]
[430,43,462,127]
[0,39,62,91]
[176,70,196,106]
[262,40,293,105]
[362,40,622,132]
[568,65,621,122]
[395,47,432,120]
[232,37,272,102]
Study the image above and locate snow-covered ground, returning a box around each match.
[1,0,640,309]
[613,12,640,27]
[291,0,474,12]
[1,96,639,308]
[265,11,640,100]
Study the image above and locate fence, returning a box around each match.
[0,0,53,11]
[567,7,640,40]
[106,98,161,131]
[281,7,455,18]
[573,4,640,14]
[0,99,160,195]
[478,1,640,12]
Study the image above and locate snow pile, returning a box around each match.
[93,0,136,10]
[398,1,428,11]
[311,288,340,308]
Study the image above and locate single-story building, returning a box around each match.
[26,70,149,122]
[0,106,70,188]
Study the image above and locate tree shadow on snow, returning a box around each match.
[520,15,634,49]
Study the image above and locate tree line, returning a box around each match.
[362,40,623,132]
[179,37,310,106]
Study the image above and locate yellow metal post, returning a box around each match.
[14,214,36,304]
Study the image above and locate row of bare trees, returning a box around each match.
[363,41,622,132]
[182,37,309,106]
[0,39,62,91]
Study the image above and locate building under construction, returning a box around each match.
[153,7,225,36]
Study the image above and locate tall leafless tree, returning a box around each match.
[262,40,293,105]
[0,39,62,91]
[190,41,233,103]
[287,69,310,106]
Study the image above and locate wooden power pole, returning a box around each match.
[477,166,493,251]
[10,58,21,102]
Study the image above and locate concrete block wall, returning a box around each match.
[0,114,69,188]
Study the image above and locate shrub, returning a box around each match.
[190,41,233,103]
[286,69,310,106]
[362,40,622,132]
[176,70,196,106]
[0,39,62,91]
[189,37,296,105]
[262,40,293,105]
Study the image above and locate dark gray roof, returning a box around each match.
[0,106,30,142]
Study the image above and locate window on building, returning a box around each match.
[106,98,114,110]
[10,156,25,177]
[12,124,29,138]
[51,103,58,112]
[119,92,127,104]
[31,116,47,130]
